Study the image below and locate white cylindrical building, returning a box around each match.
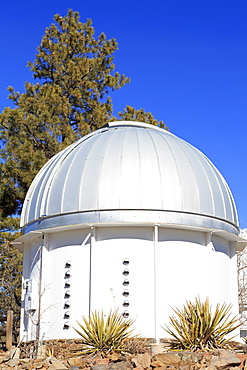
[13,121,244,342]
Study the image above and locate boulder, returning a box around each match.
[210,350,241,370]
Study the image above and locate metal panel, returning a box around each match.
[118,128,142,208]
[136,129,163,209]
[61,135,99,213]
[165,134,200,213]
[98,129,125,209]
[179,143,214,216]
[150,131,182,210]
[21,121,239,232]
[78,132,112,210]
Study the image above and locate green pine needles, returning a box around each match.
[164,297,240,351]
[74,310,134,355]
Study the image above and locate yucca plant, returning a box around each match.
[164,297,240,351]
[74,310,134,355]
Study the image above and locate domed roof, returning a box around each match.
[21,121,238,235]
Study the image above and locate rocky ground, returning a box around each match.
[1,340,247,370]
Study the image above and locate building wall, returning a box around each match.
[20,226,239,342]
[90,227,155,338]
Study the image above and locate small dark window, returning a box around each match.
[63,323,70,329]
[64,312,70,319]
[64,301,70,309]
[123,290,129,297]
[65,271,71,278]
[122,311,129,318]
[64,291,71,298]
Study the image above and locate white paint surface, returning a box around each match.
[19,226,240,341]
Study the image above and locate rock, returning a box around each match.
[33,359,46,368]
[69,367,80,370]
[179,352,203,363]
[133,353,151,368]
[152,353,181,367]
[48,358,68,370]
[48,365,67,370]
[150,345,166,355]
[210,350,241,370]
[108,353,121,362]
[170,351,204,368]
[34,363,45,369]
[108,361,133,370]
[151,359,166,368]
[6,358,20,367]
[21,358,31,363]
[202,367,217,370]
[179,365,191,370]
[67,357,89,368]
[91,365,107,370]
[19,362,33,370]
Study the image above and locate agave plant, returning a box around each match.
[164,297,240,351]
[74,310,134,355]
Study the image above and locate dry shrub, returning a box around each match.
[123,337,149,354]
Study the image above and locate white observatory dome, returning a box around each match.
[21,121,238,235]
[17,121,243,343]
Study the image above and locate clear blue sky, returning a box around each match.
[0,0,246,228]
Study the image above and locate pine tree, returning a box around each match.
[0,10,131,213]
[0,218,22,339]
[115,105,166,127]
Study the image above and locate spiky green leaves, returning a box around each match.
[74,310,134,355]
[164,297,240,351]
